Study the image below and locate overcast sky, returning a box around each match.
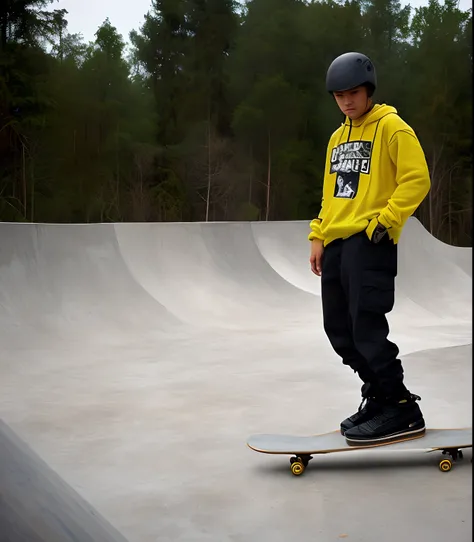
[50,0,472,45]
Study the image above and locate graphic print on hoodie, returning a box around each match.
[330,140,373,199]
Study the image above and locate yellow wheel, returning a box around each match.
[439,459,453,472]
[291,461,305,476]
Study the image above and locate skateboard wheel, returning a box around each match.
[439,459,452,472]
[290,461,305,476]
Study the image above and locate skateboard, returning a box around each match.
[247,428,472,476]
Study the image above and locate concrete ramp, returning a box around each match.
[0,420,129,542]
[0,217,471,542]
[251,220,321,294]
[395,218,471,321]
[114,222,318,329]
[0,223,181,348]
[0,217,470,336]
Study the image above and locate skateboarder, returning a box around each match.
[309,52,431,445]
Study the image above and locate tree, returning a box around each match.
[0,0,471,245]
[0,0,63,220]
[232,75,303,220]
[407,0,472,244]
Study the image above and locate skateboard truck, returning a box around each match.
[289,447,466,476]
[290,455,312,476]
[439,448,464,472]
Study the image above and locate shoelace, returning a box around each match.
[358,396,377,412]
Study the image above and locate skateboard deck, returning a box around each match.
[247,428,472,475]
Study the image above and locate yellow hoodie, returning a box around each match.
[308,104,431,246]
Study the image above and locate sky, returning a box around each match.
[49,0,472,45]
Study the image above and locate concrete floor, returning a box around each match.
[0,218,472,541]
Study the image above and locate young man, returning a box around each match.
[309,52,431,446]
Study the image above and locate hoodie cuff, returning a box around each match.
[308,218,324,242]
[365,217,379,241]
[308,232,324,242]
[377,214,391,230]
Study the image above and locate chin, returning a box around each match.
[347,110,363,119]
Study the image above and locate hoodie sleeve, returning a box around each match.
[308,215,324,241]
[308,137,336,242]
[377,129,431,231]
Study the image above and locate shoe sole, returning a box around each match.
[345,424,426,447]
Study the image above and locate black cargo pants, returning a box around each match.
[321,230,406,399]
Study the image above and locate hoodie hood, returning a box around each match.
[344,103,397,127]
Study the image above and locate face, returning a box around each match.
[333,86,371,119]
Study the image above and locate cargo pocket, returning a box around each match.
[359,269,395,314]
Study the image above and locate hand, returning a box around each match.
[371,222,388,244]
[310,238,324,276]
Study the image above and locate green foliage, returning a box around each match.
[0,0,471,245]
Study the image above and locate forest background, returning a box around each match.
[1,0,472,246]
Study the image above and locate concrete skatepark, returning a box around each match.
[0,217,471,541]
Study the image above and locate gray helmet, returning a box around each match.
[326,52,377,94]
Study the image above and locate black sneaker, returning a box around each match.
[344,394,426,446]
[340,382,384,435]
[340,396,383,435]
